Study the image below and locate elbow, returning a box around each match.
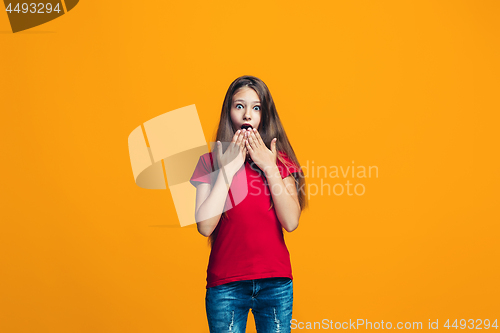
[195,213,208,237]
[197,227,211,237]
[283,219,299,233]
[196,223,212,237]
[195,211,221,238]
[283,209,301,233]
[196,219,214,237]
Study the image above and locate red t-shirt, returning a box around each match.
[190,151,301,288]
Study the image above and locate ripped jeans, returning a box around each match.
[206,277,293,333]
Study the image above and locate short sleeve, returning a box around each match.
[276,152,301,179]
[189,153,214,187]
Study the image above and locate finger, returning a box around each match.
[271,138,277,155]
[236,131,249,159]
[249,130,260,146]
[239,132,248,150]
[247,132,257,148]
[216,141,223,163]
[231,130,241,144]
[245,138,253,153]
[227,129,242,152]
[253,130,262,148]
[235,129,245,146]
[253,128,265,146]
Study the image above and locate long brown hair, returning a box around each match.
[207,75,307,247]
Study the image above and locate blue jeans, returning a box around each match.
[206,277,293,333]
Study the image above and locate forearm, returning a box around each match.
[196,168,235,237]
[264,165,301,232]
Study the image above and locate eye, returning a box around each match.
[253,105,261,111]
[236,104,244,110]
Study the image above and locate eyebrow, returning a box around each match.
[233,99,260,104]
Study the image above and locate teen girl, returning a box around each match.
[190,75,307,333]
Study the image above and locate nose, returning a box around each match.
[243,107,252,120]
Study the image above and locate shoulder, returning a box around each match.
[276,151,301,178]
[277,151,298,168]
[199,152,214,163]
[190,152,216,186]
[195,151,216,164]
[277,151,292,162]
[192,151,216,174]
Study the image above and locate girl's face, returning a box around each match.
[230,87,262,133]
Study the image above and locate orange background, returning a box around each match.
[1,1,499,332]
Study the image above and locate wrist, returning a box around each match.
[219,166,236,178]
[263,164,280,178]
[217,167,235,190]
